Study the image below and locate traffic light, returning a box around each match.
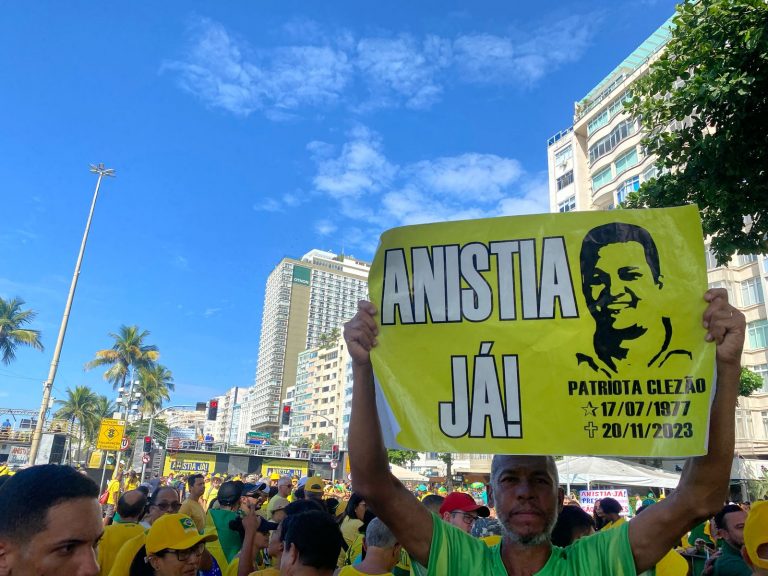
[281,405,291,426]
[331,444,339,460]
[143,436,152,453]
[207,399,219,421]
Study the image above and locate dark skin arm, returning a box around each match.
[345,301,434,567]
[629,288,745,572]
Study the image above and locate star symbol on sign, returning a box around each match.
[582,401,598,416]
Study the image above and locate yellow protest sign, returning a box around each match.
[261,458,308,479]
[96,418,125,451]
[369,205,714,457]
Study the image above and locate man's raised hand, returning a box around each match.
[703,288,745,367]
[344,300,379,367]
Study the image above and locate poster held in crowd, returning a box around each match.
[369,205,713,456]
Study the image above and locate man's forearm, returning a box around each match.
[348,362,391,495]
[679,361,739,515]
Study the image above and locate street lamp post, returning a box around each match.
[291,410,339,482]
[29,164,115,465]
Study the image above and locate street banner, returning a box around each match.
[369,205,714,456]
[579,489,630,515]
[163,452,216,476]
[96,418,125,451]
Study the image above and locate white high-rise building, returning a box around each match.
[546,15,768,459]
[203,387,248,445]
[248,250,370,434]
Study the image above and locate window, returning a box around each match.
[591,166,613,191]
[558,195,576,213]
[752,364,768,393]
[704,248,718,270]
[642,164,658,182]
[708,280,735,305]
[738,254,758,266]
[614,148,639,176]
[736,409,754,439]
[616,176,640,204]
[556,170,574,190]
[587,110,609,135]
[740,277,764,307]
[747,320,768,350]
[588,120,637,165]
[763,411,768,438]
[554,145,573,166]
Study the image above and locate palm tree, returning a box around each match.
[82,395,117,463]
[0,297,44,365]
[54,386,98,464]
[135,364,175,417]
[85,325,160,392]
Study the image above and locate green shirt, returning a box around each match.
[712,541,751,576]
[427,514,636,576]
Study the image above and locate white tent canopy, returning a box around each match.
[389,463,428,482]
[557,456,681,489]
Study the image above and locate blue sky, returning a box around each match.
[0,0,678,413]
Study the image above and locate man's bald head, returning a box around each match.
[117,489,147,520]
[490,455,559,488]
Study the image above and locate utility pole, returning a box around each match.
[28,164,115,465]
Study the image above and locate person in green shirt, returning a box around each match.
[344,289,744,576]
[712,504,751,576]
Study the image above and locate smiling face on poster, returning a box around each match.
[368,205,714,457]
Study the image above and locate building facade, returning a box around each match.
[547,15,768,458]
[248,250,369,434]
[289,338,348,446]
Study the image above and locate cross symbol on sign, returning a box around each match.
[584,421,598,439]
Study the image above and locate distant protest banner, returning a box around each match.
[369,205,715,457]
[579,489,629,515]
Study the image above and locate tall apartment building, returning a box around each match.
[289,338,349,445]
[249,249,370,434]
[547,16,768,458]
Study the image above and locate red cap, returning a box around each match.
[439,492,490,517]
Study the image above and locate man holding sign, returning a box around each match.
[345,285,744,575]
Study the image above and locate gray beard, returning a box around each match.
[499,514,557,548]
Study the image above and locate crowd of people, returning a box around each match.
[1,289,767,575]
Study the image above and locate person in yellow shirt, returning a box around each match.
[144,513,218,576]
[104,470,124,526]
[598,497,627,531]
[124,470,139,492]
[338,518,401,576]
[179,473,207,531]
[97,490,147,575]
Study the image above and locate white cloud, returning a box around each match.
[165,15,599,118]
[173,255,189,269]
[307,126,549,250]
[314,220,338,236]
[203,307,222,317]
[354,35,452,110]
[163,18,351,117]
[311,125,396,199]
[454,16,597,85]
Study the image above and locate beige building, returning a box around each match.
[289,338,349,446]
[547,15,768,458]
[248,249,369,434]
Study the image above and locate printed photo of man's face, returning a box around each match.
[584,240,662,332]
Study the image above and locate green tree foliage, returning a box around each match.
[0,296,43,365]
[626,0,768,263]
[317,328,341,350]
[439,452,454,490]
[740,367,763,397]
[54,385,97,463]
[85,325,160,390]
[135,364,175,417]
[388,449,420,467]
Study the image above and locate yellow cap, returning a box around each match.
[305,476,325,493]
[745,501,768,570]
[145,514,217,555]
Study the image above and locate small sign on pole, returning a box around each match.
[142,453,151,464]
[120,436,130,452]
[96,419,125,451]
